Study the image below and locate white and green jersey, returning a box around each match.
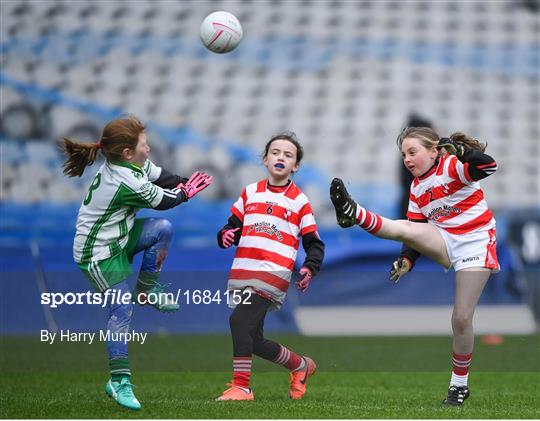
[74,160,167,263]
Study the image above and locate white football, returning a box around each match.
[200,11,243,54]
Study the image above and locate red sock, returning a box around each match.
[273,345,303,371]
[233,357,252,389]
[452,352,472,376]
[356,206,382,234]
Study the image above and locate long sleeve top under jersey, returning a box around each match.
[74,160,190,263]
[217,179,325,305]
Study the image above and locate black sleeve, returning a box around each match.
[217,214,243,248]
[458,148,497,181]
[399,219,427,270]
[301,232,325,276]
[153,168,188,189]
[154,187,187,210]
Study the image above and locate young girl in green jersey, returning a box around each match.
[62,115,212,410]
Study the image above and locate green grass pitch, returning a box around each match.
[1,334,539,418]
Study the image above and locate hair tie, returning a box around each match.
[96,141,102,150]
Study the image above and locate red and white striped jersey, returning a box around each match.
[407,154,495,235]
[228,179,318,305]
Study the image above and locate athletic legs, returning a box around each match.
[131,218,173,290]
[106,280,133,380]
[448,267,491,385]
[225,293,306,393]
[105,280,140,411]
[330,179,450,267]
[375,217,451,267]
[452,267,491,354]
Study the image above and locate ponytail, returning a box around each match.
[61,115,145,178]
[61,138,101,177]
[449,132,487,152]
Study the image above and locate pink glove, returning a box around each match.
[296,267,313,292]
[221,227,240,248]
[176,171,213,200]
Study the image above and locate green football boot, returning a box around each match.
[133,282,179,312]
[105,377,141,410]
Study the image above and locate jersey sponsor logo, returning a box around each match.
[428,205,461,221]
[247,221,283,241]
[461,256,480,263]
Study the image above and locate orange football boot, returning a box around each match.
[289,357,316,400]
[216,383,254,401]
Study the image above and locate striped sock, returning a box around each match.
[273,345,304,371]
[111,373,129,383]
[136,272,159,292]
[355,206,383,234]
[233,357,252,389]
[109,357,131,379]
[450,352,472,387]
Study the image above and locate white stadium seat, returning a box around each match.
[0,0,537,215]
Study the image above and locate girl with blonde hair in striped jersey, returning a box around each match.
[216,132,325,401]
[330,127,498,406]
[62,115,212,410]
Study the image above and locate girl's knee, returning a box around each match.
[452,312,473,333]
[229,311,245,332]
[154,218,173,240]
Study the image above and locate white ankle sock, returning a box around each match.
[450,372,468,387]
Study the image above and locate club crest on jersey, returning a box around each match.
[132,171,143,180]
[247,221,283,241]
[426,185,450,202]
[284,208,292,220]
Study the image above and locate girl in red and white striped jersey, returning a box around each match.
[216,132,325,401]
[330,127,498,406]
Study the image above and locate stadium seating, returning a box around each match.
[1,0,538,242]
